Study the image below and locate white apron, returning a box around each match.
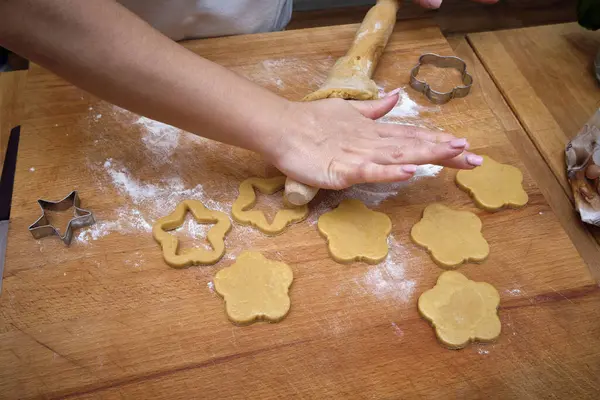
[118,0,293,40]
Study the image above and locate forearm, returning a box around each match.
[0,0,288,153]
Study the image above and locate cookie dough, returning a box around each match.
[318,199,392,264]
[303,0,400,101]
[418,271,501,349]
[456,155,528,211]
[411,203,489,268]
[153,200,231,268]
[214,251,293,324]
[232,176,309,235]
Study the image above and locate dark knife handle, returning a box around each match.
[0,126,21,221]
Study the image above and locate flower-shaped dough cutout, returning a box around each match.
[418,271,501,349]
[214,251,293,324]
[153,200,231,268]
[318,199,392,264]
[232,176,308,235]
[411,203,489,268]
[456,155,528,211]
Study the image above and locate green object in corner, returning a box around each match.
[578,0,600,31]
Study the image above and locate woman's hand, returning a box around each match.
[265,93,482,190]
[415,0,499,9]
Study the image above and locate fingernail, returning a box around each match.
[450,138,468,148]
[402,164,418,173]
[467,154,484,166]
[385,88,402,98]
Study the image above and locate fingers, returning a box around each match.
[371,137,468,166]
[438,152,483,169]
[377,124,454,142]
[345,163,419,186]
[348,95,398,120]
[377,125,470,149]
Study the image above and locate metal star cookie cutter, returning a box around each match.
[409,53,473,105]
[28,191,95,245]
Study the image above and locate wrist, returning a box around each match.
[245,97,299,163]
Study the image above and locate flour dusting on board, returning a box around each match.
[242,56,335,92]
[378,87,439,123]
[77,157,227,244]
[308,164,443,225]
[102,158,225,211]
[359,235,415,302]
[77,208,152,243]
[335,234,415,302]
[135,116,181,157]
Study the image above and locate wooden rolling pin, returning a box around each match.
[284,0,401,206]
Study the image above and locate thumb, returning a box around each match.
[349,93,398,120]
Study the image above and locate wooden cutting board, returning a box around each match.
[468,23,600,246]
[1,20,599,399]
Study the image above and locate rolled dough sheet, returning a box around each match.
[418,271,501,349]
[214,251,293,324]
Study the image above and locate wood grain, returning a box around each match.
[468,23,600,243]
[1,20,599,399]
[0,70,27,165]
[448,36,600,281]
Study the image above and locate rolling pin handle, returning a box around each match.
[284,177,319,206]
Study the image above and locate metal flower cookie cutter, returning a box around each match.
[409,53,473,105]
[28,191,95,245]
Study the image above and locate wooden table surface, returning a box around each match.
[2,20,600,399]
[468,23,600,243]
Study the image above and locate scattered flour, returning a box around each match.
[29,167,35,172]
[390,322,404,338]
[506,289,522,296]
[255,57,334,89]
[134,116,181,159]
[355,29,370,41]
[308,164,443,225]
[102,158,225,212]
[77,158,227,244]
[358,235,415,302]
[477,348,490,355]
[336,235,415,303]
[175,217,212,240]
[379,88,438,120]
[77,207,152,243]
[207,281,215,293]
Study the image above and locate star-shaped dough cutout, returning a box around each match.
[456,155,528,211]
[418,271,501,349]
[317,199,392,264]
[231,176,308,235]
[411,203,489,268]
[214,251,293,324]
[153,200,231,268]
